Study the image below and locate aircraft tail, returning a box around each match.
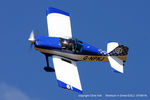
[107,41,129,73]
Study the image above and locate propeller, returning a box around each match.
[28,30,35,43]
[28,30,35,48]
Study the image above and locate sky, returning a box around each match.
[0,0,150,100]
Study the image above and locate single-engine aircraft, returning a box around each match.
[28,7,129,94]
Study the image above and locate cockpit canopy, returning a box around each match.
[59,38,83,53]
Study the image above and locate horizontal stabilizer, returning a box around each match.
[107,41,128,73]
[107,41,119,53]
[108,56,124,73]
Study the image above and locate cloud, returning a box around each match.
[0,82,35,100]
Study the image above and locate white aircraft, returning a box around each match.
[28,7,129,93]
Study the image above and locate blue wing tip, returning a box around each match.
[107,41,117,43]
[46,7,70,16]
[57,80,83,94]
[112,68,122,73]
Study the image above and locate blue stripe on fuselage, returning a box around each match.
[81,42,103,55]
[35,36,61,50]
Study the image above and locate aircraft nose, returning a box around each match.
[28,30,35,44]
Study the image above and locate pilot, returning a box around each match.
[62,40,68,49]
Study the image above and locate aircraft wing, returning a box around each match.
[52,55,82,93]
[46,7,72,38]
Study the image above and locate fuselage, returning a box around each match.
[34,36,109,62]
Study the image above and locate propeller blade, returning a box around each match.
[28,30,35,43]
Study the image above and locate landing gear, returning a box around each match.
[44,55,55,72]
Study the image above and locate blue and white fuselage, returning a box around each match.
[34,36,109,62]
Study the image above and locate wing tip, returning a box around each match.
[107,41,117,43]
[57,80,83,94]
[46,7,70,16]
[112,67,124,73]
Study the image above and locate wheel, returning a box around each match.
[44,67,55,72]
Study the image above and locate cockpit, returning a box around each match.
[59,38,83,53]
